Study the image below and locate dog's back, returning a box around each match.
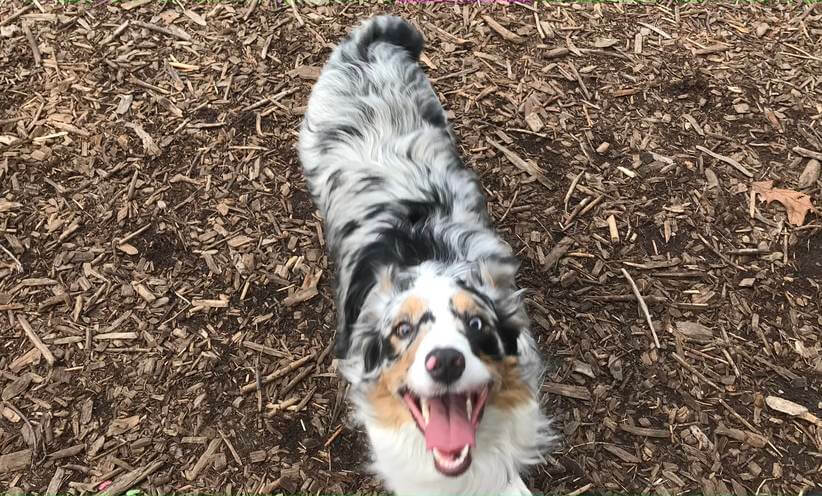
[298,16,509,358]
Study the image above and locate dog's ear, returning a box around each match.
[375,265,399,296]
[478,255,520,289]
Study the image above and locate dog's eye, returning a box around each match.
[394,322,413,339]
[468,317,483,332]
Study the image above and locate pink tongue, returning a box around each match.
[423,394,475,453]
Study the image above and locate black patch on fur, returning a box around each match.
[327,169,344,193]
[497,321,520,356]
[363,335,384,373]
[357,175,385,193]
[418,311,435,327]
[455,279,496,313]
[420,99,446,128]
[466,321,502,360]
[356,17,424,62]
[339,220,360,240]
[318,124,363,153]
[338,221,457,358]
[364,203,388,220]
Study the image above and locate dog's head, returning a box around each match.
[340,256,541,477]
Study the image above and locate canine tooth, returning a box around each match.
[456,444,470,464]
[466,397,473,420]
[421,397,430,425]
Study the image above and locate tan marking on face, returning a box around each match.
[483,356,533,411]
[451,290,480,315]
[368,329,428,428]
[388,295,429,351]
[376,267,395,295]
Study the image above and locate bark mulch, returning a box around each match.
[1,1,820,495]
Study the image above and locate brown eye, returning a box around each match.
[468,317,483,332]
[394,322,413,339]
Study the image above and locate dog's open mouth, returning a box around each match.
[401,386,489,477]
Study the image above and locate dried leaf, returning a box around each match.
[752,180,815,226]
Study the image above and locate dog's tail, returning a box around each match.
[340,15,424,63]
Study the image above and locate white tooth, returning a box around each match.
[456,444,470,464]
[421,397,430,425]
[466,397,473,420]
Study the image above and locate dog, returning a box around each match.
[298,15,555,496]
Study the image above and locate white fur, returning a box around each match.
[405,272,493,398]
[361,402,553,496]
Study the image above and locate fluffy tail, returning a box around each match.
[342,15,424,62]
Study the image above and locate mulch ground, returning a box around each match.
[1,1,821,495]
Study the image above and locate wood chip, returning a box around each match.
[543,382,591,401]
[0,449,32,474]
[481,15,524,43]
[18,315,55,366]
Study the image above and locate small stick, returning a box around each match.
[18,315,55,365]
[567,484,594,496]
[561,196,590,229]
[726,248,769,256]
[697,233,745,270]
[265,397,300,417]
[116,223,151,245]
[696,145,753,178]
[97,460,164,496]
[254,354,263,413]
[323,425,345,448]
[22,23,42,67]
[793,146,822,161]
[243,0,258,20]
[498,184,520,223]
[288,0,303,27]
[620,269,661,349]
[577,194,604,217]
[564,171,584,212]
[693,44,730,56]
[0,241,23,273]
[101,20,129,45]
[587,294,667,304]
[481,15,524,43]
[290,385,317,412]
[218,430,243,466]
[653,271,706,279]
[278,365,314,399]
[241,354,314,393]
[0,5,32,26]
[717,398,760,434]
[671,353,721,391]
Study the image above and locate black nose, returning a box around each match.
[425,348,465,384]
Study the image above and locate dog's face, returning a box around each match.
[347,259,534,477]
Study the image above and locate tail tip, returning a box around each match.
[354,15,424,61]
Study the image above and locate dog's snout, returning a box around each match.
[425,348,465,384]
